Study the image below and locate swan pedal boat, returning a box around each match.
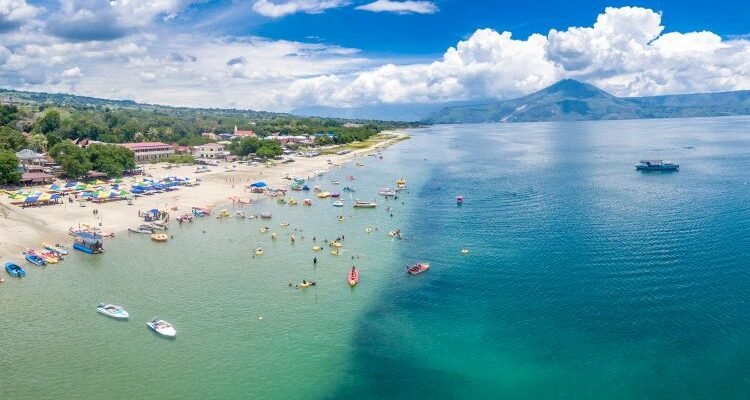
[97,303,130,319]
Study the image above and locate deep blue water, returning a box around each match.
[333,117,750,399]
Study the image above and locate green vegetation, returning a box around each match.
[85,144,136,177]
[227,136,282,158]
[0,149,20,184]
[48,141,92,178]
[163,154,196,164]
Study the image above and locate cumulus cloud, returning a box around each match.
[356,0,438,15]
[251,0,349,18]
[0,0,40,31]
[61,66,82,78]
[281,6,750,107]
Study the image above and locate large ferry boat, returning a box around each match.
[635,160,679,171]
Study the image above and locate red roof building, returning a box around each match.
[234,126,256,137]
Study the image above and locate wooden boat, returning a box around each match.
[407,263,430,275]
[348,267,359,287]
[5,262,26,278]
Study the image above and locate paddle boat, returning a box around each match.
[255,247,263,256]
[331,249,341,256]
[300,280,316,288]
[260,227,269,233]
[147,318,176,338]
[303,199,312,206]
[456,195,464,205]
[396,177,407,188]
[96,303,129,320]
[218,209,231,218]
[43,243,68,256]
[407,263,430,275]
[260,212,272,219]
[312,246,321,252]
[288,199,298,206]
[280,222,290,227]
[353,200,377,208]
[348,267,359,287]
[330,192,341,198]
[330,241,343,248]
[24,252,46,266]
[333,200,344,207]
[271,233,278,240]
[317,192,331,199]
[151,233,169,242]
[5,262,26,278]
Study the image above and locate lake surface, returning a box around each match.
[3,117,750,399]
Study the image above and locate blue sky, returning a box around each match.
[0,1,749,111]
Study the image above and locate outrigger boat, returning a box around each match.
[5,262,26,278]
[147,318,176,338]
[97,303,129,319]
[407,263,430,275]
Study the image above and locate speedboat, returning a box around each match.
[348,268,359,287]
[24,252,46,266]
[97,303,129,319]
[461,248,469,255]
[407,263,430,275]
[300,280,316,288]
[147,318,176,338]
[353,200,377,208]
[5,262,26,278]
[129,226,153,234]
[333,200,344,207]
[378,188,396,197]
[260,212,272,219]
[43,243,68,256]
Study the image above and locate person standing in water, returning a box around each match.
[313,257,318,264]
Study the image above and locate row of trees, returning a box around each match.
[226,137,283,158]
[48,142,135,178]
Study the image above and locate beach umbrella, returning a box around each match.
[97,191,108,199]
[25,194,40,203]
[39,193,52,201]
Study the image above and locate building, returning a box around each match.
[201,132,218,140]
[174,145,192,155]
[265,135,312,145]
[233,126,256,138]
[193,143,228,159]
[118,142,175,163]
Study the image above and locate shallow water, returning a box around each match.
[3,117,750,399]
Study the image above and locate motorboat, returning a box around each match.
[149,222,168,231]
[353,200,377,208]
[43,243,68,256]
[260,212,272,219]
[280,222,290,227]
[378,188,396,197]
[407,263,430,275]
[396,178,407,187]
[348,267,359,287]
[356,162,364,166]
[147,318,176,338]
[129,226,153,234]
[5,262,26,278]
[24,252,46,266]
[461,248,470,255]
[97,303,129,319]
[635,160,679,171]
[333,200,344,207]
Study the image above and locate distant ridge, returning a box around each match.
[424,79,750,124]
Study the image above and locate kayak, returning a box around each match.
[348,268,359,287]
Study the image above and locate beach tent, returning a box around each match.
[25,194,40,203]
[38,193,52,202]
[250,181,268,188]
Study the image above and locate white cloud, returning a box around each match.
[61,66,82,78]
[356,0,438,15]
[0,0,40,29]
[251,0,349,18]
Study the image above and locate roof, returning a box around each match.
[195,143,225,149]
[16,149,45,160]
[235,130,256,137]
[118,142,171,150]
[20,172,54,181]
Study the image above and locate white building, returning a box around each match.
[193,143,229,159]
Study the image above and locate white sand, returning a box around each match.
[0,133,406,261]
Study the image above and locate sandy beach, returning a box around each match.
[0,132,407,261]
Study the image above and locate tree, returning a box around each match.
[49,141,91,178]
[256,141,282,158]
[0,126,28,151]
[0,104,19,126]
[27,134,48,152]
[86,144,135,177]
[36,110,61,134]
[230,136,262,156]
[0,149,21,184]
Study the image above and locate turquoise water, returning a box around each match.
[3,117,750,398]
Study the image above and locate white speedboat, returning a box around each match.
[353,200,377,208]
[332,200,344,207]
[96,303,130,319]
[378,188,396,197]
[147,318,176,338]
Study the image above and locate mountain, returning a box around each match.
[292,100,488,122]
[424,80,750,124]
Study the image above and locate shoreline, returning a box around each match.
[0,131,410,262]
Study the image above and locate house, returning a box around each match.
[174,145,192,155]
[233,126,256,138]
[193,143,228,159]
[201,132,218,140]
[118,142,175,163]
